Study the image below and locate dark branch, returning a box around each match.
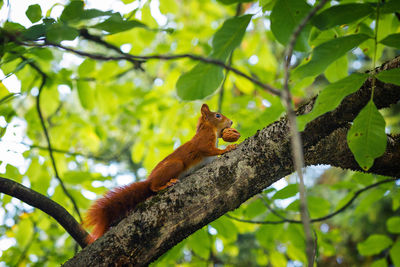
[24,58,83,222]
[78,29,144,70]
[0,93,22,105]
[0,176,89,248]
[18,40,281,96]
[226,177,399,225]
[24,142,117,162]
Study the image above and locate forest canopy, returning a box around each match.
[0,0,400,266]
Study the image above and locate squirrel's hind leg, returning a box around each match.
[149,160,184,192]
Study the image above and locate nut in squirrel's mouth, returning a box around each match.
[220,127,228,136]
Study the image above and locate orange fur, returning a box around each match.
[84,104,238,244]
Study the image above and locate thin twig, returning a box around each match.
[227,178,399,225]
[0,93,22,105]
[258,195,292,221]
[18,41,281,96]
[280,1,329,266]
[0,176,89,248]
[24,58,83,222]
[79,29,144,70]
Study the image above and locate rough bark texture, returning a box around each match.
[64,56,400,266]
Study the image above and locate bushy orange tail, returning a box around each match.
[84,180,153,244]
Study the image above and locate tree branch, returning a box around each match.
[226,177,399,225]
[18,40,281,96]
[64,56,400,266]
[0,177,89,248]
[24,58,83,221]
[281,1,329,265]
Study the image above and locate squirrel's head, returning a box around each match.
[199,104,233,137]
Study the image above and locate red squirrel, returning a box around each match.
[84,104,238,244]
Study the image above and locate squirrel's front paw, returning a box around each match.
[223,144,237,154]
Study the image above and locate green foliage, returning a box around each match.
[357,234,393,256]
[390,240,400,267]
[270,0,311,51]
[379,33,400,49]
[311,3,374,30]
[25,4,42,23]
[376,68,400,86]
[298,73,369,131]
[92,13,147,34]
[387,216,400,234]
[176,15,252,100]
[347,100,387,171]
[272,184,298,199]
[0,0,399,266]
[293,34,370,79]
[371,258,388,267]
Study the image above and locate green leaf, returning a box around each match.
[355,188,385,214]
[3,21,25,31]
[82,9,113,20]
[78,59,96,76]
[270,0,311,51]
[261,0,277,11]
[293,34,370,79]
[376,68,400,86]
[76,81,95,110]
[60,0,84,22]
[176,15,252,100]
[217,0,253,4]
[347,99,387,171]
[210,14,253,60]
[272,184,298,199]
[15,219,34,248]
[324,55,348,83]
[390,240,400,267]
[26,158,51,195]
[311,3,374,30]
[298,73,369,131]
[379,33,400,49]
[22,24,47,40]
[357,234,393,256]
[91,13,146,34]
[269,250,288,267]
[176,64,224,100]
[371,258,388,267]
[46,23,79,43]
[187,228,210,259]
[307,196,331,218]
[26,4,42,23]
[387,216,400,233]
[381,0,400,14]
[211,217,238,241]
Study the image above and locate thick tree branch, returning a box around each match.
[0,177,89,248]
[64,56,400,266]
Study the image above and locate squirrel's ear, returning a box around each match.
[201,104,210,118]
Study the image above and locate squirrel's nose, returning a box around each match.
[230,120,233,126]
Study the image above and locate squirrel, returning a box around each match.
[84,104,239,244]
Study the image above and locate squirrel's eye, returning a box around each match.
[215,113,221,119]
